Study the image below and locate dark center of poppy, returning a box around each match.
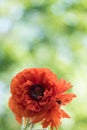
[29,84,44,100]
[57,100,62,105]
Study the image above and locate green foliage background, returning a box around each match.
[0,0,87,130]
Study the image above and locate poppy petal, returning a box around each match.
[61,109,70,118]
[57,93,76,105]
[57,79,72,93]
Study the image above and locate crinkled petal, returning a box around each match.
[57,93,76,105]
[32,108,47,123]
[57,79,72,93]
[60,109,70,118]
[42,104,61,130]
[16,115,22,124]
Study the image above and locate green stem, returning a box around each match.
[21,118,48,130]
[21,118,34,130]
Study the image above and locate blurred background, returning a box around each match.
[0,0,87,130]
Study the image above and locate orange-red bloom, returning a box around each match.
[9,68,76,130]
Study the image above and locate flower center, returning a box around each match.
[29,84,44,100]
[57,100,62,105]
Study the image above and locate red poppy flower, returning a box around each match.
[9,68,76,130]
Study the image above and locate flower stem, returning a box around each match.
[21,118,48,130]
[21,118,33,130]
